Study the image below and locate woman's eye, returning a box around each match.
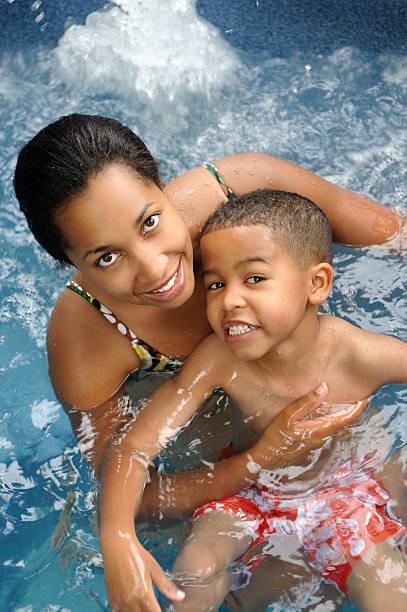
[97,252,120,268]
[207,281,224,291]
[247,275,264,284]
[143,213,160,233]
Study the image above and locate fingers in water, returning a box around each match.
[286,382,329,426]
[297,399,367,438]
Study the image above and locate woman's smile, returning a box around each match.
[138,256,186,302]
[57,163,195,307]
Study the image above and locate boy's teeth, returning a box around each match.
[228,324,255,336]
[152,272,177,293]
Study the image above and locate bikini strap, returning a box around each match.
[65,280,183,372]
[202,162,235,199]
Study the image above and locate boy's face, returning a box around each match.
[200,225,315,361]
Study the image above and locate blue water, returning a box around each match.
[1,1,406,610]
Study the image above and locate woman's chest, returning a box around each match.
[105,286,211,360]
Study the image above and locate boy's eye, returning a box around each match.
[143,213,160,233]
[97,252,120,268]
[246,275,264,284]
[206,281,224,291]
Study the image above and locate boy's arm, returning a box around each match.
[98,335,228,611]
[358,331,407,387]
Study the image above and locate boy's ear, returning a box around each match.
[308,262,333,305]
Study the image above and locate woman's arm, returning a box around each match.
[216,153,401,246]
[168,153,401,247]
[138,383,367,521]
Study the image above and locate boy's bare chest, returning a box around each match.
[225,352,371,435]
[226,375,294,432]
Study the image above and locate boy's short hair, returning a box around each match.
[201,189,332,268]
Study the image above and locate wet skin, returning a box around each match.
[44,154,404,611]
[57,163,196,309]
[201,225,321,363]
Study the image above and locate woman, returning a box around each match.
[14,114,399,610]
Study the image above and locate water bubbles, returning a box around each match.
[34,12,44,24]
[31,0,47,31]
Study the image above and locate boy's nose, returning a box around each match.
[223,286,246,311]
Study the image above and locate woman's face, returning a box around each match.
[57,163,195,308]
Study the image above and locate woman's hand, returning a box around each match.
[138,383,367,521]
[252,382,367,468]
[100,528,185,611]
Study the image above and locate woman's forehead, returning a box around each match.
[55,168,163,249]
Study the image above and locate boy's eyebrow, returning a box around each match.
[202,256,269,277]
[82,202,156,261]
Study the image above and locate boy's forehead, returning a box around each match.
[201,224,276,250]
[200,224,283,266]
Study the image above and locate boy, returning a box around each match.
[100,190,407,612]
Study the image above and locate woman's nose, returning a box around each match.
[132,245,168,286]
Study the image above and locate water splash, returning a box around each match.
[51,0,239,119]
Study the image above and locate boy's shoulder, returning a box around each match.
[318,314,374,366]
[319,314,407,388]
[319,314,366,341]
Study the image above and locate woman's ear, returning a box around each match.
[308,262,333,305]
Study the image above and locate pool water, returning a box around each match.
[1,1,406,610]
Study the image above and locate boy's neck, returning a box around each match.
[252,309,328,396]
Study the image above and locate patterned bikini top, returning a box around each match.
[65,163,234,379]
[202,162,235,200]
[66,280,184,380]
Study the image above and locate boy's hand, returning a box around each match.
[100,528,185,611]
[253,383,367,467]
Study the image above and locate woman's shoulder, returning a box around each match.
[164,165,228,236]
[47,287,139,411]
[164,154,260,237]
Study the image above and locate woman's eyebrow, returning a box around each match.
[83,243,114,261]
[82,202,157,261]
[135,202,155,225]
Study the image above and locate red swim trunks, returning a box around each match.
[191,455,406,595]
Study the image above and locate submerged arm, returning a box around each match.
[137,383,367,521]
[99,336,227,610]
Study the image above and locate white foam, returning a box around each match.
[31,399,61,429]
[51,0,239,113]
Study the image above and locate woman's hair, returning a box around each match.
[14,114,162,264]
[201,189,333,268]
